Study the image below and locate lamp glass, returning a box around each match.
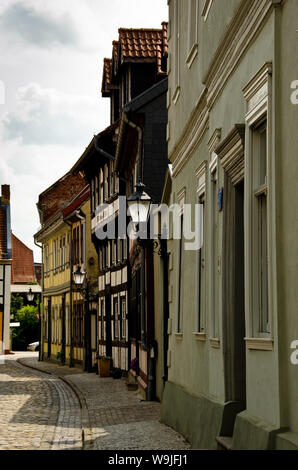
[73,266,86,285]
[138,199,151,223]
[127,202,140,224]
[27,288,34,302]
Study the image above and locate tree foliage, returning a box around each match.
[12,305,40,351]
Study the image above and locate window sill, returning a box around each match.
[186,43,198,69]
[210,338,220,349]
[245,337,273,351]
[175,333,183,341]
[193,332,206,342]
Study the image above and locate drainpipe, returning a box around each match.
[94,138,115,161]
[34,239,43,362]
[122,112,143,181]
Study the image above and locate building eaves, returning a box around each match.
[71,120,119,175]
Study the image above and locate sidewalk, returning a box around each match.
[18,355,190,450]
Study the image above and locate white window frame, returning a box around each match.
[208,129,221,346]
[176,187,185,335]
[195,161,207,337]
[172,0,180,104]
[243,63,275,348]
[201,0,213,22]
[186,0,199,69]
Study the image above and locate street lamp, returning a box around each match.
[73,266,86,286]
[26,288,35,302]
[72,265,92,373]
[127,181,152,226]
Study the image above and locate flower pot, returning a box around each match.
[97,358,111,377]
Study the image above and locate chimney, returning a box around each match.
[1,185,10,203]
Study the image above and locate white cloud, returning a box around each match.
[0,2,79,48]
[0,0,168,261]
[3,83,104,146]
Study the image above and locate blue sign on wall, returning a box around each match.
[218,187,223,212]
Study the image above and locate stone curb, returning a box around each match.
[17,358,93,450]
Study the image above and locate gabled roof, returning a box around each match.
[102,23,168,97]
[62,185,90,219]
[11,233,35,285]
[37,171,87,225]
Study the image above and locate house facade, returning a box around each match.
[115,77,168,399]
[0,185,12,355]
[34,172,98,367]
[72,25,168,381]
[161,0,298,450]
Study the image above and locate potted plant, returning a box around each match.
[96,354,112,377]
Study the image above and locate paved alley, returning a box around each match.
[0,352,190,451]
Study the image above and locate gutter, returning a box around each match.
[94,137,115,161]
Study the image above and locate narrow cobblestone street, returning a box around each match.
[0,353,190,451]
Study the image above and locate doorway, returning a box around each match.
[222,176,246,432]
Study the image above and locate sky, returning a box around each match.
[0,0,168,262]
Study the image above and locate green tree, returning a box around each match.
[10,294,24,318]
[12,305,40,351]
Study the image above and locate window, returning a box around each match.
[95,174,99,208]
[176,189,185,334]
[186,0,199,68]
[196,162,207,334]
[211,169,219,339]
[173,0,180,103]
[110,161,114,196]
[253,121,269,334]
[73,301,83,347]
[243,62,273,343]
[44,244,49,275]
[100,168,104,205]
[120,297,126,340]
[202,0,213,21]
[100,299,104,340]
[91,178,95,213]
[113,297,119,340]
[65,304,70,345]
[44,306,48,340]
[197,197,205,332]
[105,164,111,200]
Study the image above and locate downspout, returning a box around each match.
[94,138,115,161]
[122,112,143,181]
[34,239,43,362]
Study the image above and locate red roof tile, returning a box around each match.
[37,172,87,224]
[102,24,168,97]
[118,28,166,64]
[62,185,90,218]
[102,58,112,96]
[0,208,7,258]
[11,233,35,284]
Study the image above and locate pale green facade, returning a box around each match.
[161,0,298,450]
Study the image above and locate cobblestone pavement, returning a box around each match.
[1,352,190,450]
[0,353,82,450]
